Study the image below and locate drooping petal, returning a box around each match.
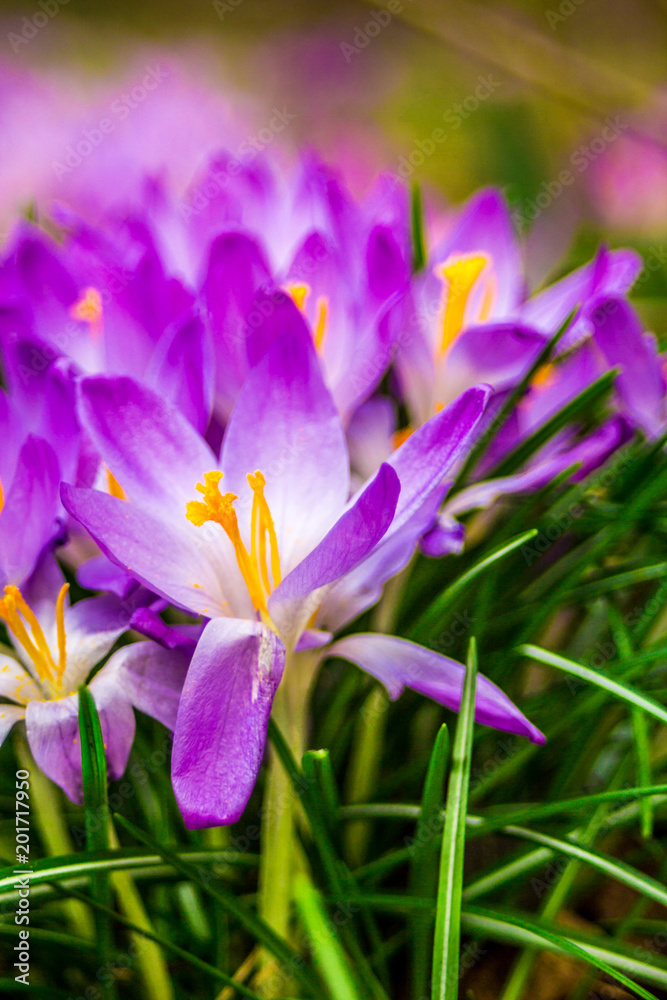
[172,618,285,828]
[221,330,350,572]
[328,633,544,743]
[269,462,400,643]
[103,640,191,731]
[77,374,217,517]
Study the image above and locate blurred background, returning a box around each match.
[0,0,665,316]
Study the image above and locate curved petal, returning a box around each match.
[221,330,349,572]
[0,705,26,748]
[61,484,229,618]
[328,633,544,743]
[77,375,217,517]
[269,462,399,643]
[172,618,285,828]
[103,640,191,731]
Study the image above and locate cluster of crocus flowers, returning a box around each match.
[0,124,660,826]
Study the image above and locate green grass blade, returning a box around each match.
[410,181,426,272]
[114,813,318,996]
[77,685,115,1000]
[409,724,449,1000]
[294,872,364,1000]
[431,639,478,1000]
[500,825,667,909]
[409,531,537,638]
[462,906,663,997]
[519,644,667,725]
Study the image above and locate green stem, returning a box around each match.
[257,648,314,995]
[15,734,94,940]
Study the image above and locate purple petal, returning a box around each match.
[129,607,203,651]
[432,188,523,316]
[26,681,136,804]
[0,435,60,588]
[172,617,285,828]
[61,484,227,618]
[146,309,214,434]
[77,374,217,517]
[329,633,544,743]
[591,297,666,437]
[269,462,400,642]
[104,640,191,731]
[221,330,349,573]
[383,384,490,541]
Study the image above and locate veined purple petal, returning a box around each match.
[328,633,544,743]
[269,462,400,643]
[382,384,490,541]
[172,618,285,828]
[104,640,191,731]
[61,484,228,618]
[221,330,350,573]
[77,374,217,517]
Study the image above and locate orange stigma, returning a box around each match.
[186,471,281,618]
[71,287,103,338]
[0,583,69,690]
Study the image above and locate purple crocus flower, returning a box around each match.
[62,326,542,828]
[0,554,189,802]
[396,187,646,426]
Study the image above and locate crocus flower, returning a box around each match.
[63,327,543,828]
[0,554,190,802]
[396,187,646,427]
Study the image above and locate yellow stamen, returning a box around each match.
[0,586,60,687]
[55,583,69,684]
[532,363,556,390]
[435,254,488,356]
[286,282,310,311]
[71,287,103,337]
[0,475,4,515]
[285,282,329,351]
[106,468,126,500]
[314,296,329,351]
[392,426,414,450]
[186,472,269,615]
[248,471,281,592]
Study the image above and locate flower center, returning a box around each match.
[0,583,69,692]
[435,253,495,356]
[71,286,104,338]
[186,470,282,617]
[286,282,329,350]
